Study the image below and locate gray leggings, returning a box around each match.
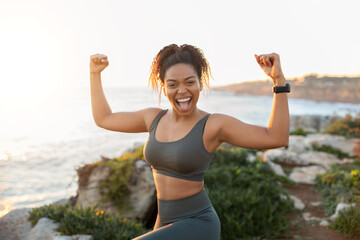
[133,188,221,240]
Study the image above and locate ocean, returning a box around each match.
[1,86,359,217]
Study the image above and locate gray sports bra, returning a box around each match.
[144,109,214,181]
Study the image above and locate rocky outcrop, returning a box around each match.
[0,208,32,240]
[290,115,334,132]
[289,166,327,184]
[213,74,360,103]
[261,133,359,226]
[0,156,156,240]
[0,204,92,240]
[75,158,156,222]
[329,202,357,220]
[25,218,92,240]
[305,134,357,157]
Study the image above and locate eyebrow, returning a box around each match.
[166,76,196,82]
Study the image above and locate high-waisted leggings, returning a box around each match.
[133,188,221,240]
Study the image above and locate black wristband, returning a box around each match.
[272,83,290,93]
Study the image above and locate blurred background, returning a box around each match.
[0,0,359,218]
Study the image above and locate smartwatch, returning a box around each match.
[273,83,290,93]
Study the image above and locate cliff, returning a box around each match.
[213,73,360,103]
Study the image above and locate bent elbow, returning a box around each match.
[279,136,289,148]
[270,136,289,149]
[94,119,105,128]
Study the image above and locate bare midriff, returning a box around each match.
[153,172,204,200]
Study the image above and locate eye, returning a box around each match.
[186,81,195,85]
[168,83,176,87]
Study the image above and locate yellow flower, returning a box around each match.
[351,170,359,178]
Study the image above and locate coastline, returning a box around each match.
[212,74,360,104]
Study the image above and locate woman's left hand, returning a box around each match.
[255,53,284,83]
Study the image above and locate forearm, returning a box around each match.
[90,72,112,126]
[266,76,290,146]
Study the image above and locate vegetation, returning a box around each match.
[204,146,295,240]
[312,144,350,159]
[29,145,298,239]
[290,127,312,136]
[313,159,360,215]
[28,204,148,240]
[324,113,360,138]
[330,200,360,238]
[96,145,145,211]
[313,158,360,237]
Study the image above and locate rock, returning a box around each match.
[338,158,354,164]
[288,135,309,154]
[25,217,61,240]
[246,153,256,162]
[289,195,305,210]
[290,115,333,132]
[299,151,342,169]
[75,165,113,211]
[24,217,93,240]
[302,212,323,221]
[319,220,330,227]
[263,149,309,166]
[0,208,32,240]
[329,202,356,220]
[127,159,156,221]
[289,166,327,184]
[75,159,156,221]
[267,160,286,176]
[304,133,357,157]
[310,201,321,207]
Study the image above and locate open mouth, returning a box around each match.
[176,97,192,111]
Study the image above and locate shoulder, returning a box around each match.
[206,113,245,133]
[205,113,235,134]
[141,107,163,130]
[207,113,235,123]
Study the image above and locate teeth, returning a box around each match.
[177,97,191,102]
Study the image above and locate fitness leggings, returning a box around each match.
[133,188,221,240]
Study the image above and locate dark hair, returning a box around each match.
[149,44,213,92]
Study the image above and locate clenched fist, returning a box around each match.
[254,53,285,85]
[90,54,109,73]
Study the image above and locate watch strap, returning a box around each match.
[272,83,290,93]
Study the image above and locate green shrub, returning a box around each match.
[312,144,350,159]
[205,146,295,239]
[96,145,145,211]
[324,114,360,138]
[330,201,360,238]
[290,127,311,136]
[28,204,148,239]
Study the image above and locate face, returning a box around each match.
[163,63,202,115]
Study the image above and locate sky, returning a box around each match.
[0,0,359,111]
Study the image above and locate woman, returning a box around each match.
[89,44,290,240]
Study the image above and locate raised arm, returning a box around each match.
[212,53,289,150]
[89,54,160,133]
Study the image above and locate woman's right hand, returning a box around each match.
[90,54,109,73]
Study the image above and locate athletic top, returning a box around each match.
[144,109,214,181]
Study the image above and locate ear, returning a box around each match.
[200,82,203,92]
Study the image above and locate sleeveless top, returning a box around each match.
[144,109,214,181]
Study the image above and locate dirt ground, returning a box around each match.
[279,182,360,240]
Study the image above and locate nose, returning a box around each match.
[177,87,186,94]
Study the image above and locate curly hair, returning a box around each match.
[149,44,213,93]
